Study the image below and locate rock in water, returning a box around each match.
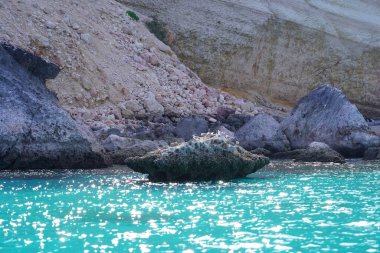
[272,142,345,164]
[125,133,269,182]
[281,85,380,157]
[0,44,106,169]
[235,113,290,152]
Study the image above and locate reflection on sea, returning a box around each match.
[0,161,379,252]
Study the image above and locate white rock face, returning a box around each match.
[121,0,380,118]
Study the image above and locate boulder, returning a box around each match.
[363,147,380,161]
[281,85,380,157]
[272,142,345,163]
[143,92,165,116]
[235,113,290,152]
[0,44,106,169]
[125,133,269,182]
[174,116,208,141]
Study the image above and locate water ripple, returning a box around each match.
[0,162,379,252]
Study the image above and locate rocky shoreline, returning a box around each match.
[0,0,379,182]
[1,42,379,180]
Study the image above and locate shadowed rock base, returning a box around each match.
[363,147,380,161]
[272,142,345,164]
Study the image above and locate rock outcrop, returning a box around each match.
[281,85,380,157]
[125,133,269,182]
[0,43,106,169]
[235,113,290,152]
[272,142,345,164]
[121,0,380,118]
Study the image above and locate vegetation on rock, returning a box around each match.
[126,10,139,21]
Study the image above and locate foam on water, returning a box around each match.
[0,161,379,252]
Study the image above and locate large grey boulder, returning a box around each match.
[125,133,269,182]
[281,85,380,157]
[143,92,165,117]
[0,43,106,169]
[235,114,290,152]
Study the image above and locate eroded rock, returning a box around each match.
[125,133,269,182]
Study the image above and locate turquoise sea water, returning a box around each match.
[0,161,379,253]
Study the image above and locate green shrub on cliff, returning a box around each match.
[127,10,139,21]
[146,17,167,44]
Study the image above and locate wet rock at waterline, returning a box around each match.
[271,142,345,164]
[281,85,380,157]
[0,44,106,169]
[363,147,380,161]
[125,133,269,182]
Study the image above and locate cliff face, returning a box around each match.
[0,0,260,131]
[120,0,380,118]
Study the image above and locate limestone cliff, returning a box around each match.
[120,0,380,118]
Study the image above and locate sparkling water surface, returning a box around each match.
[0,161,379,252]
